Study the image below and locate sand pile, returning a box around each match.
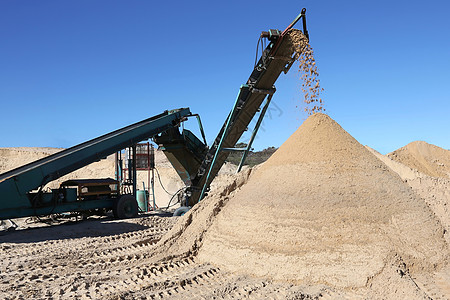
[367,146,450,244]
[0,147,115,190]
[0,147,61,173]
[182,113,448,290]
[388,141,450,179]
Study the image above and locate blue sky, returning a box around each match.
[1,0,449,154]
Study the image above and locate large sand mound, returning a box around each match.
[388,141,450,179]
[191,113,448,288]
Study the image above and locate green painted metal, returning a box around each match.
[0,198,114,220]
[136,190,148,212]
[155,128,207,186]
[237,94,274,172]
[154,113,208,186]
[221,148,247,152]
[132,145,137,202]
[150,173,156,211]
[0,108,191,220]
[193,114,207,145]
[188,21,306,206]
[198,85,247,202]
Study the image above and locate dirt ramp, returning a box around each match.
[388,141,450,179]
[196,113,448,288]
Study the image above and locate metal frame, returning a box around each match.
[61,179,119,200]
[0,108,190,220]
[198,85,247,201]
[188,9,309,206]
[190,114,208,146]
[237,93,274,172]
[198,85,276,200]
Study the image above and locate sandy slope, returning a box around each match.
[0,181,341,300]
[366,145,450,298]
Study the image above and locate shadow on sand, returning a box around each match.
[0,212,173,244]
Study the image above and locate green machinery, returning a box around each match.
[0,109,192,219]
[0,9,309,219]
[158,9,309,209]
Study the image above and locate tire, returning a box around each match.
[173,206,190,216]
[113,195,139,219]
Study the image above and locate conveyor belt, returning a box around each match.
[188,28,306,205]
[0,108,190,212]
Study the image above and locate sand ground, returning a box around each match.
[0,115,449,299]
[1,208,448,299]
[0,214,362,299]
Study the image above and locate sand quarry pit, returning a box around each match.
[1,113,449,299]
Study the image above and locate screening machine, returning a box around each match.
[0,9,309,219]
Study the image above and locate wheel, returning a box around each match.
[113,195,139,219]
[173,206,190,216]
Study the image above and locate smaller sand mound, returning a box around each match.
[388,141,450,179]
[367,146,450,244]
